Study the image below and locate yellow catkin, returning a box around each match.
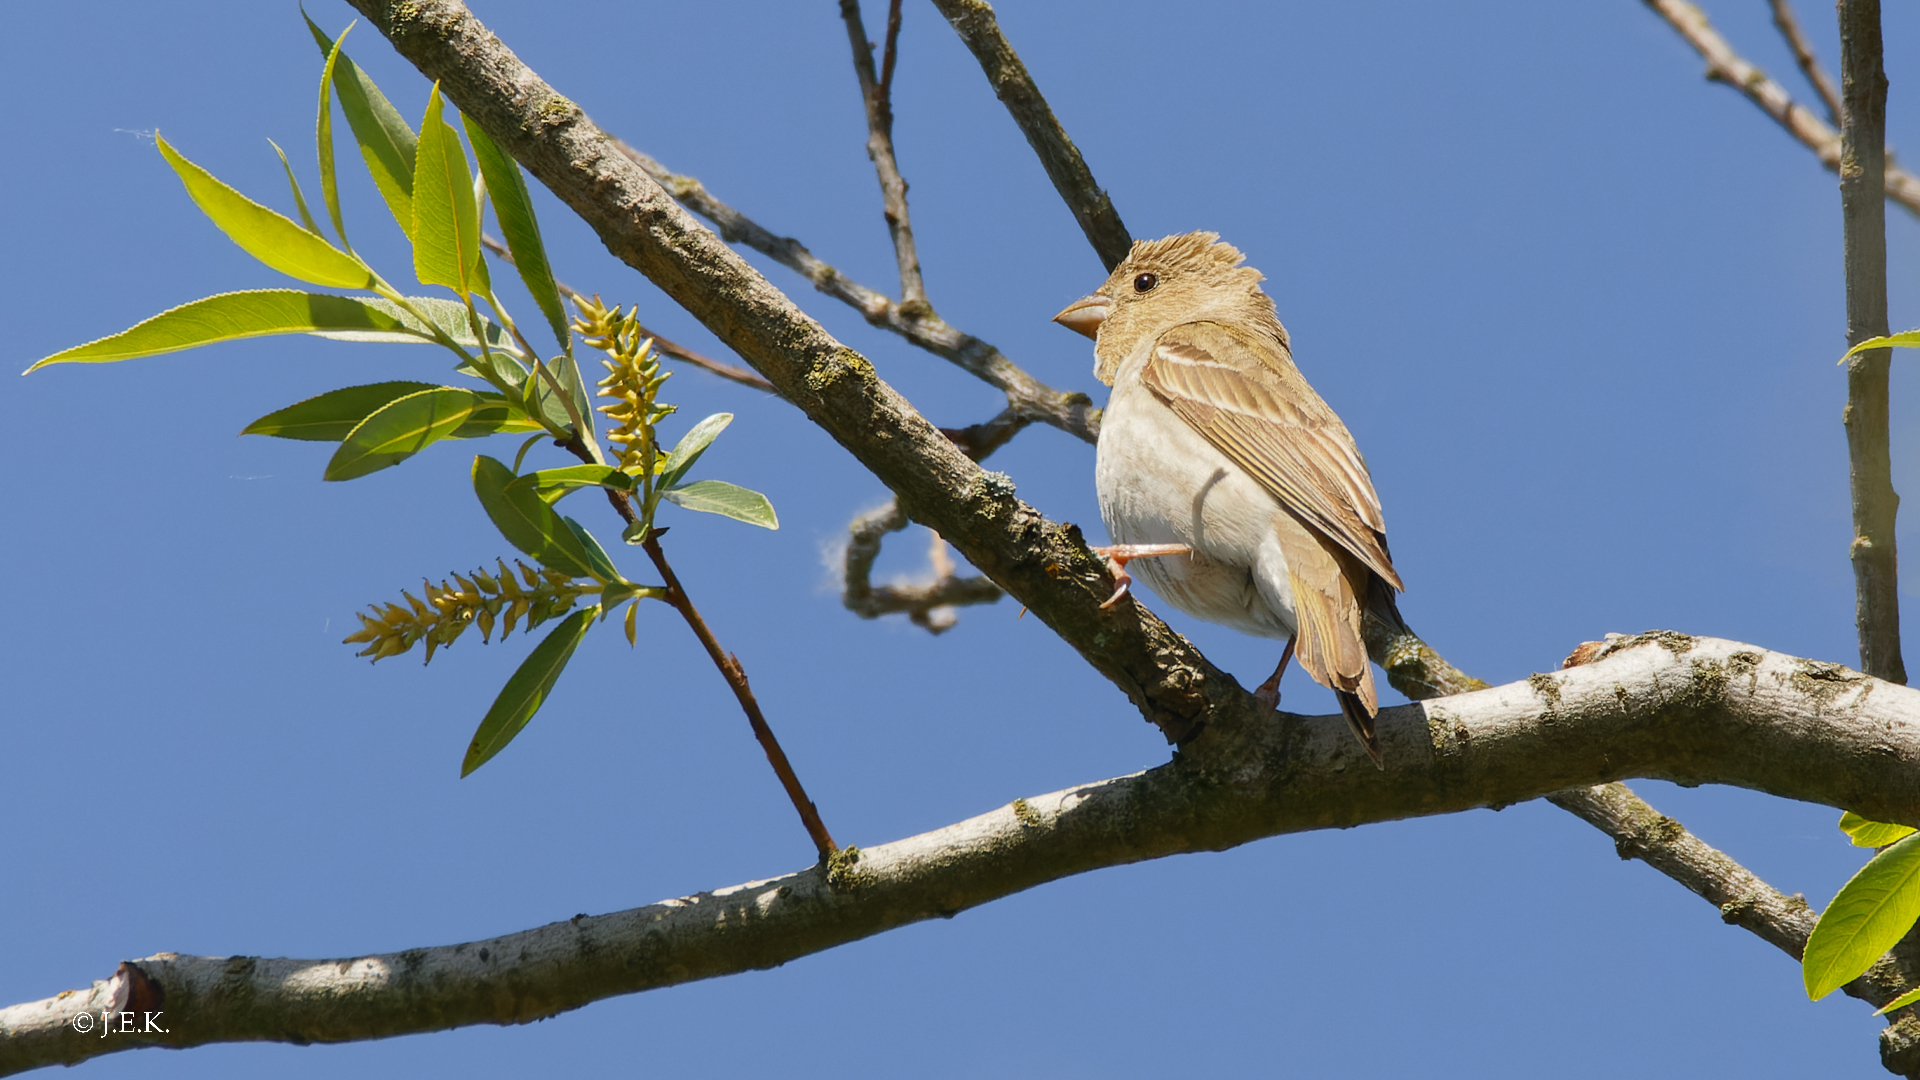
[574,294,674,478]
[343,558,590,664]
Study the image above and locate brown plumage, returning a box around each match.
[1054,232,1402,765]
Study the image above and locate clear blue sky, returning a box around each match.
[6,1,1920,1075]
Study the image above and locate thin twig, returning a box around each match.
[842,498,1003,631]
[839,0,926,306]
[879,0,902,100]
[643,532,837,857]
[926,0,1131,270]
[1837,0,1905,686]
[480,232,776,393]
[1642,0,1920,217]
[841,408,1026,631]
[607,139,1098,443]
[1769,0,1843,125]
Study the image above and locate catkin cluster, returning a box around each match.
[342,559,592,664]
[574,295,674,478]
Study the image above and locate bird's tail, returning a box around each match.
[1336,690,1385,770]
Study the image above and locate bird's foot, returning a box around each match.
[1089,543,1191,608]
[1252,636,1297,712]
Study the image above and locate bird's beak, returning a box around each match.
[1052,293,1110,340]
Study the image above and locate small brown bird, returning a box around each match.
[1054,232,1403,765]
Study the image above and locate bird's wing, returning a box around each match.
[1140,321,1403,590]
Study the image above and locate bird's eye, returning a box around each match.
[1133,273,1158,293]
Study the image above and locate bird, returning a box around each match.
[1053,231,1403,766]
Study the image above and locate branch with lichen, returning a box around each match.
[14,633,1920,1074]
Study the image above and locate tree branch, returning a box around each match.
[1769,0,1843,125]
[842,497,1003,631]
[839,0,926,307]
[1838,0,1906,686]
[926,0,1132,271]
[1641,0,1920,218]
[840,407,1026,631]
[480,232,776,392]
[9,633,1920,1074]
[608,138,1099,443]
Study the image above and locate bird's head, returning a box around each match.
[1053,232,1285,385]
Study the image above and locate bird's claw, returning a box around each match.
[1090,543,1190,608]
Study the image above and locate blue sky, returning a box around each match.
[6,1,1920,1075]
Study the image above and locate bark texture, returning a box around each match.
[7,634,1920,1074]
[1837,0,1905,685]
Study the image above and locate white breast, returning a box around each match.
[1095,347,1295,641]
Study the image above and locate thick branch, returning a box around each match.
[1642,0,1920,217]
[10,633,1920,1074]
[839,0,926,306]
[1838,0,1905,685]
[926,0,1132,270]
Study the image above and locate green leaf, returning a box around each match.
[506,464,634,502]
[313,295,520,359]
[155,133,371,289]
[25,290,417,372]
[523,357,584,435]
[458,396,544,438]
[661,479,778,529]
[559,354,594,438]
[267,139,322,235]
[471,455,595,578]
[461,606,595,776]
[659,412,733,490]
[316,23,352,248]
[1805,832,1920,999]
[412,83,482,297]
[1842,331,1920,363]
[244,380,438,440]
[306,12,415,239]
[1878,985,1920,1016]
[464,117,570,353]
[326,387,480,481]
[563,516,624,584]
[1841,811,1918,848]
